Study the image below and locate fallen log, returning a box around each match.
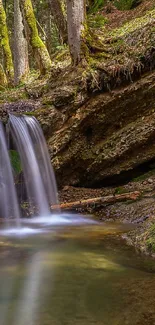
[52,191,141,210]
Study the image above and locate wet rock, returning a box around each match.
[44,72,155,188]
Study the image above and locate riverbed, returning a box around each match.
[0,221,154,325]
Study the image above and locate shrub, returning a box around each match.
[114,0,142,11]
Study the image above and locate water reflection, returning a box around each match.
[0,223,154,325]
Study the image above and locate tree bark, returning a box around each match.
[51,191,141,210]
[0,0,14,82]
[14,0,29,85]
[0,63,7,87]
[66,0,85,65]
[21,0,52,74]
[49,0,67,44]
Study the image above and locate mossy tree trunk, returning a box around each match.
[0,0,14,82]
[49,0,67,44]
[66,0,86,65]
[21,0,52,74]
[14,0,29,85]
[0,63,7,88]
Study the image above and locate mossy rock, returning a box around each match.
[44,86,77,108]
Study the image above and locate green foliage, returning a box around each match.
[114,0,141,11]
[114,187,126,194]
[89,0,105,13]
[146,224,155,252]
[9,150,22,175]
[88,14,107,28]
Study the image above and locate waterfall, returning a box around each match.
[9,115,59,216]
[0,122,20,225]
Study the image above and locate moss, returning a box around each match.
[88,14,107,29]
[89,0,105,13]
[0,63,7,88]
[146,223,155,253]
[114,0,141,11]
[23,0,44,48]
[0,86,28,103]
[24,111,36,116]
[114,187,127,194]
[108,8,155,39]
[0,1,14,81]
[23,0,51,73]
[9,150,22,175]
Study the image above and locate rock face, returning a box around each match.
[40,71,155,187]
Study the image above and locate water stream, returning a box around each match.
[0,223,154,325]
[0,115,154,325]
[0,122,20,226]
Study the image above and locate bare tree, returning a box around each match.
[14,0,29,85]
[66,0,85,65]
[49,0,67,44]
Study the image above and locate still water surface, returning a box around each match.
[0,222,154,325]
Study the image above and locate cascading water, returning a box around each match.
[0,114,96,236]
[24,115,58,208]
[9,115,59,216]
[0,122,20,227]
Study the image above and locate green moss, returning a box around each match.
[146,223,155,252]
[24,111,35,116]
[88,14,107,29]
[114,0,141,11]
[107,8,155,39]
[0,1,14,81]
[89,0,105,13]
[0,63,7,87]
[23,0,51,73]
[114,187,127,194]
[9,150,22,175]
[24,0,44,48]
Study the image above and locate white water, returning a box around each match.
[0,115,97,237]
[0,122,20,226]
[9,115,58,216]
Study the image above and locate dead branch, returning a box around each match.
[52,191,141,210]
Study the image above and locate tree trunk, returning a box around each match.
[14,0,29,85]
[66,0,85,65]
[0,0,14,82]
[49,0,67,44]
[21,0,52,74]
[0,63,7,87]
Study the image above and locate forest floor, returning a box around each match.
[102,0,155,29]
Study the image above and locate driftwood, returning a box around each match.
[52,191,141,210]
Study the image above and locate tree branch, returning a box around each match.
[52,191,141,210]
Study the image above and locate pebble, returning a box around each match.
[148,178,153,184]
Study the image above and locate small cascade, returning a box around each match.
[0,114,95,237]
[9,115,59,216]
[0,122,20,226]
[24,116,58,208]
